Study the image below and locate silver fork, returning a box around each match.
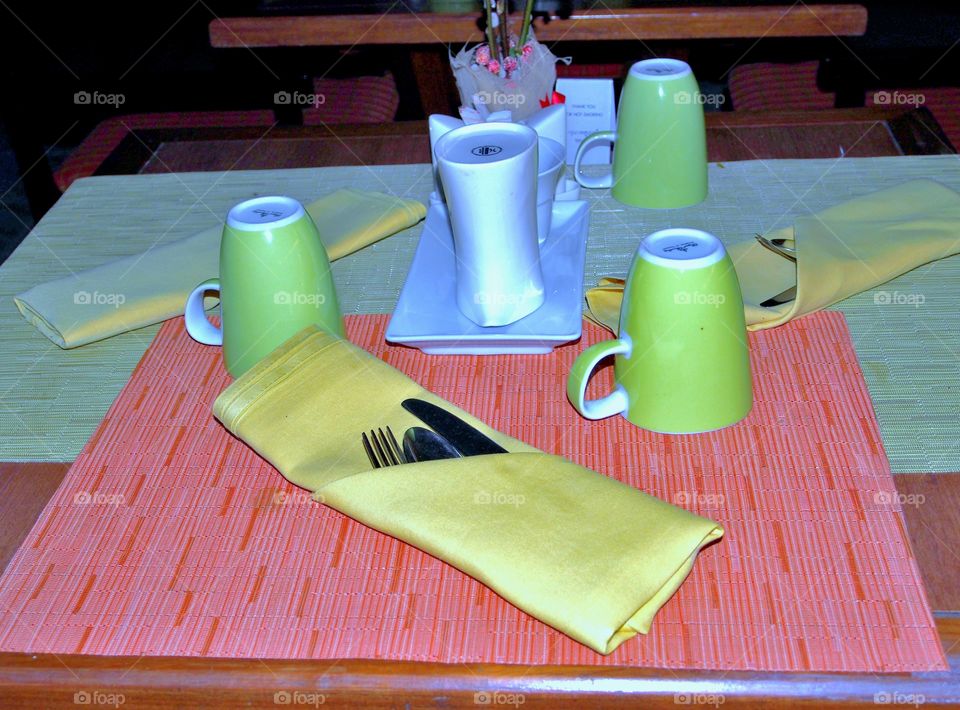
[361,426,406,468]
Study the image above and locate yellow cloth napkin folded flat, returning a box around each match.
[586,179,960,333]
[14,189,425,348]
[212,326,724,655]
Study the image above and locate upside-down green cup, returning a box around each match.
[184,196,345,377]
[574,58,708,208]
[567,228,752,434]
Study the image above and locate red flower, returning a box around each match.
[488,59,501,74]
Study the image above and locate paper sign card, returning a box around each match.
[557,78,616,165]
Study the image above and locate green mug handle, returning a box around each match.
[573,130,616,189]
[567,338,631,420]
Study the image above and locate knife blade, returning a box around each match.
[401,399,509,456]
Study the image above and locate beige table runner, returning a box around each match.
[2,157,960,468]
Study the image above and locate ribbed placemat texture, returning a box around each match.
[2,157,959,468]
[0,313,945,672]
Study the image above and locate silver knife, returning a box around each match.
[401,399,509,456]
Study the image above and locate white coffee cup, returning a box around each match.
[536,137,566,244]
[435,122,545,327]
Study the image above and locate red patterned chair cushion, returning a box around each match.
[729,61,960,149]
[729,61,835,111]
[302,74,399,125]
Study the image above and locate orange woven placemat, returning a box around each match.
[0,313,945,671]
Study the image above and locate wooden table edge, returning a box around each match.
[209,5,868,47]
[0,616,955,707]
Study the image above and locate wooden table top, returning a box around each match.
[3,106,959,708]
[209,4,868,47]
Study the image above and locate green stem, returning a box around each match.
[518,0,534,51]
[484,0,500,62]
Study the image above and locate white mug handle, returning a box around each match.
[566,336,631,420]
[184,279,223,345]
[574,130,616,189]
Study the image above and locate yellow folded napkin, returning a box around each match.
[586,179,960,333]
[213,326,723,655]
[14,189,426,348]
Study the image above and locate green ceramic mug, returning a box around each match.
[184,196,345,377]
[573,58,708,208]
[567,228,752,434]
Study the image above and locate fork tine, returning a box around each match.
[369,429,392,467]
[384,426,405,464]
[361,431,380,468]
[376,428,401,466]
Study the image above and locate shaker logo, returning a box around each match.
[664,241,699,253]
[471,145,503,157]
[252,208,284,218]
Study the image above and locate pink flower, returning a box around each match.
[474,45,490,66]
[521,43,534,59]
[487,59,501,75]
[503,56,518,75]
